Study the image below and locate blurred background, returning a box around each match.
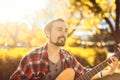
[0,0,120,80]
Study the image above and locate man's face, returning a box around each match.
[48,21,68,46]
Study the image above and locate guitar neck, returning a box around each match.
[88,58,111,77]
[77,58,112,80]
[77,51,120,80]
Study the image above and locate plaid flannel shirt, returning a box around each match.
[10,44,85,80]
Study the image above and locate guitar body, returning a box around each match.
[56,68,75,80]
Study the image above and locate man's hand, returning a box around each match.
[108,56,118,75]
[114,43,120,53]
[117,43,120,51]
[107,43,120,75]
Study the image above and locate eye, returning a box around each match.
[57,29,62,31]
[65,30,67,32]
[65,29,68,33]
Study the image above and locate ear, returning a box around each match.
[45,30,50,38]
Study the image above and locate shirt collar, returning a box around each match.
[42,43,66,62]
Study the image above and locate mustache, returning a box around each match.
[58,36,66,39]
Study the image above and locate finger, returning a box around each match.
[107,62,113,69]
[116,43,120,51]
[117,43,120,48]
[118,43,120,46]
[114,43,120,52]
[117,47,120,51]
[109,57,118,64]
[112,56,118,60]
[112,57,118,61]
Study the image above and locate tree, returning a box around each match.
[0,21,47,48]
[90,28,114,42]
[68,0,120,43]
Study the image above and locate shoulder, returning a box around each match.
[61,48,74,58]
[28,46,43,55]
[21,46,43,61]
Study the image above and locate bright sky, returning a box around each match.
[0,0,48,23]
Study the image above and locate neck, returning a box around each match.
[47,42,60,55]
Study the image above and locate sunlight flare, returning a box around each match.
[0,0,48,22]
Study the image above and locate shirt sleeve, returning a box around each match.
[9,55,31,80]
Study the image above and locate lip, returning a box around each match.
[59,37,65,41]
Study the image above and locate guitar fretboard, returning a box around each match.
[77,52,120,80]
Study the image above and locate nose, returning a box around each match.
[62,31,67,38]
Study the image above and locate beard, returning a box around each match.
[50,36,66,46]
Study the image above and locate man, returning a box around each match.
[10,18,119,80]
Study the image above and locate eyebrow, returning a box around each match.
[65,28,68,31]
[56,26,68,29]
[57,27,62,29]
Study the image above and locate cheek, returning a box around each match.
[50,33,58,41]
[52,35,59,40]
[51,31,60,37]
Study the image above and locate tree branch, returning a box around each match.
[104,17,120,42]
[115,0,120,32]
[67,28,76,37]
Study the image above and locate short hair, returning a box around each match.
[44,18,65,33]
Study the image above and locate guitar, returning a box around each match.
[56,47,120,80]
